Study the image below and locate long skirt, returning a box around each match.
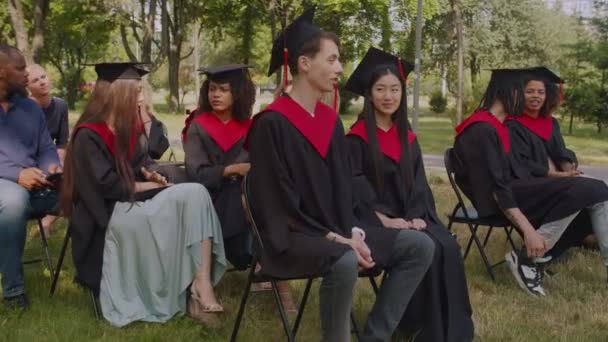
[99,183,227,327]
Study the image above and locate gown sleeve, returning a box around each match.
[549,118,578,167]
[408,139,441,223]
[146,116,170,160]
[184,123,226,191]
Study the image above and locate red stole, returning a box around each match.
[347,120,417,163]
[455,110,510,153]
[74,121,138,158]
[506,113,553,141]
[248,95,338,158]
[192,112,251,152]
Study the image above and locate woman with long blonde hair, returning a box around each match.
[61,63,226,327]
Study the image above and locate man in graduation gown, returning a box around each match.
[0,45,61,310]
[246,9,434,341]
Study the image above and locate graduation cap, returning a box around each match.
[344,47,414,97]
[491,66,564,101]
[198,64,251,78]
[268,7,319,85]
[92,62,150,82]
[527,66,563,84]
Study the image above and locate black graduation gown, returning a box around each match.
[347,129,474,342]
[69,128,149,294]
[246,101,397,279]
[453,120,608,229]
[506,119,596,257]
[145,115,170,160]
[184,119,251,269]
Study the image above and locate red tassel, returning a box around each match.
[333,84,339,112]
[283,32,289,87]
[397,58,407,84]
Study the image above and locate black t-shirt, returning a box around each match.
[42,97,69,148]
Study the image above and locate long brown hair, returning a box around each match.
[61,79,140,215]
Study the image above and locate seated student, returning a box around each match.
[60,62,226,327]
[452,70,608,297]
[0,45,61,310]
[184,64,255,270]
[345,47,473,342]
[247,9,434,341]
[505,67,592,258]
[137,81,170,161]
[27,64,69,237]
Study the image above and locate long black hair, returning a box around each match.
[198,69,255,121]
[357,65,413,194]
[479,72,525,117]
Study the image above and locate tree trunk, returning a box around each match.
[569,111,574,135]
[470,53,478,86]
[141,0,157,63]
[452,0,465,125]
[379,3,392,51]
[240,4,255,64]
[7,0,30,62]
[31,0,50,63]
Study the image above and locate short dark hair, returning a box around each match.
[288,31,340,77]
[522,74,559,117]
[197,70,256,121]
[0,44,20,59]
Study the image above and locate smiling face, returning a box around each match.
[371,72,402,119]
[207,80,234,114]
[524,80,546,116]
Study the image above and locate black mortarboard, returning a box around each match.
[268,7,319,78]
[527,66,563,84]
[198,64,251,78]
[93,62,150,81]
[490,67,563,84]
[344,47,414,96]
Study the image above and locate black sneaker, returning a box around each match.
[3,294,29,310]
[505,250,546,296]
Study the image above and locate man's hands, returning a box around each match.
[327,231,376,270]
[18,168,50,190]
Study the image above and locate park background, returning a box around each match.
[2,0,608,340]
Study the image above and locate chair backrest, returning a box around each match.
[443,148,476,221]
[240,174,265,252]
[160,121,178,162]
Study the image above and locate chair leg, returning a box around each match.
[468,224,496,281]
[90,290,101,320]
[37,219,54,278]
[351,311,362,341]
[230,266,256,342]
[504,226,518,251]
[271,279,295,342]
[50,226,71,296]
[369,276,380,295]
[483,226,494,247]
[292,278,313,337]
[463,225,478,259]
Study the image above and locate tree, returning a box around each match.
[41,0,115,108]
[6,0,50,63]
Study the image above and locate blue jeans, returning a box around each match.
[0,179,58,298]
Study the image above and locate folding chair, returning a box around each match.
[160,122,177,162]
[443,148,519,281]
[23,212,54,278]
[50,224,102,319]
[230,174,323,342]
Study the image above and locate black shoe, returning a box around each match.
[3,294,29,310]
[506,249,546,296]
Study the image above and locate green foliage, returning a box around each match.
[41,0,116,108]
[429,89,447,113]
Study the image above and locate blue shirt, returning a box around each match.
[0,94,59,182]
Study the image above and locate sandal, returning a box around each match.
[250,282,273,292]
[187,281,223,327]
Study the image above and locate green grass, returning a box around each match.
[2,173,608,341]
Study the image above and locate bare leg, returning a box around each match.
[41,215,58,238]
[193,239,222,309]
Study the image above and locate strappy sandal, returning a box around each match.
[187,281,224,328]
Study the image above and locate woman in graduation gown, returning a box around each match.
[505,68,593,258]
[345,47,473,342]
[183,64,254,270]
[60,62,227,327]
[453,70,608,296]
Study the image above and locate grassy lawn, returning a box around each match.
[2,173,608,341]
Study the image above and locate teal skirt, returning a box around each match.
[99,183,227,327]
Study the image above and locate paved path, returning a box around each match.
[423,154,608,180]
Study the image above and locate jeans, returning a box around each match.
[0,179,58,298]
[589,201,608,266]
